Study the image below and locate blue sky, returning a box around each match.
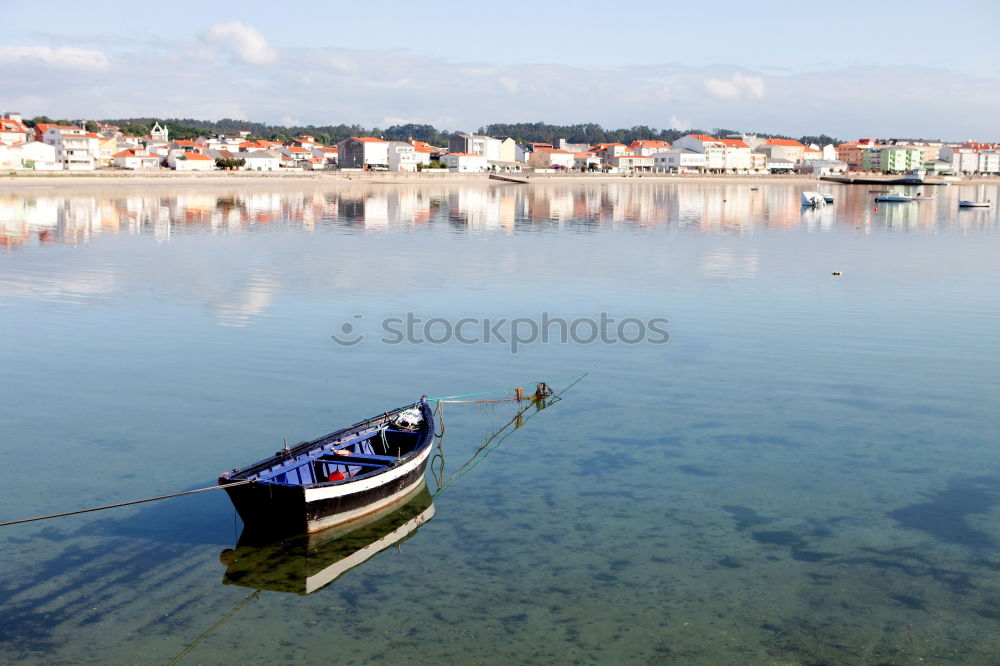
[2,0,998,140]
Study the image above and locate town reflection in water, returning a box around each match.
[3,182,996,249]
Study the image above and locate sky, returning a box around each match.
[2,0,999,141]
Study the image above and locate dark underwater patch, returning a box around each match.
[678,464,717,477]
[723,505,776,531]
[889,475,1000,550]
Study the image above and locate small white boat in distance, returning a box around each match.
[875,193,913,202]
[822,194,835,203]
[801,191,826,206]
[959,200,991,208]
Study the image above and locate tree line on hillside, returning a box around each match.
[20,115,844,147]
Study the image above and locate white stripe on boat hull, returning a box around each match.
[304,445,432,503]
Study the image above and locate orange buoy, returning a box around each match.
[328,470,346,482]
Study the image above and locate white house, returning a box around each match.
[43,126,99,170]
[527,147,576,170]
[671,135,726,172]
[197,135,244,152]
[573,152,602,171]
[240,151,282,171]
[0,114,31,144]
[278,146,313,165]
[312,145,339,166]
[112,148,161,170]
[20,141,61,170]
[605,154,653,173]
[629,140,671,156]
[441,152,488,172]
[719,139,752,172]
[653,149,706,174]
[0,142,21,169]
[448,134,502,161]
[337,137,389,170]
[387,142,425,172]
[169,152,215,171]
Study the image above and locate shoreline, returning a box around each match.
[2,171,999,192]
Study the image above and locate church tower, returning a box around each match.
[150,121,168,143]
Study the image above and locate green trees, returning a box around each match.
[214,158,246,170]
[86,117,841,148]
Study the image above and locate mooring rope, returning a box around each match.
[432,372,587,497]
[426,372,587,402]
[0,479,254,528]
[166,590,259,666]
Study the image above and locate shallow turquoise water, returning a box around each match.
[1,181,1000,664]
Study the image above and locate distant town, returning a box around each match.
[1,112,998,177]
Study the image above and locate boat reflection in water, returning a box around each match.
[220,481,435,595]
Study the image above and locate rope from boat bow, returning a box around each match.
[0,479,254,528]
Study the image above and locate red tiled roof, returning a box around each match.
[766,138,805,147]
[183,153,213,160]
[113,149,157,158]
[352,136,386,143]
[0,119,28,132]
[630,140,670,147]
[687,134,718,142]
[719,139,749,148]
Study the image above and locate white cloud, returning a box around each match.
[733,73,764,99]
[0,46,110,70]
[327,56,359,73]
[704,73,765,100]
[499,77,519,94]
[704,78,739,100]
[204,22,278,65]
[669,114,690,131]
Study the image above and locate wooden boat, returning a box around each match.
[959,200,991,208]
[221,482,435,595]
[218,398,436,533]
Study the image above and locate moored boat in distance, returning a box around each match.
[801,191,827,207]
[874,193,913,202]
[959,200,991,208]
[219,398,437,533]
[822,194,835,203]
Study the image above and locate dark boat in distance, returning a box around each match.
[219,398,436,533]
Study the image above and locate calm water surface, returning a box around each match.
[1,181,1000,664]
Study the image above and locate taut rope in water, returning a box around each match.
[0,479,253,528]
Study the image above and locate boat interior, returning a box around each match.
[258,426,424,487]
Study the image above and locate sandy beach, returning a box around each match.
[2,170,997,193]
